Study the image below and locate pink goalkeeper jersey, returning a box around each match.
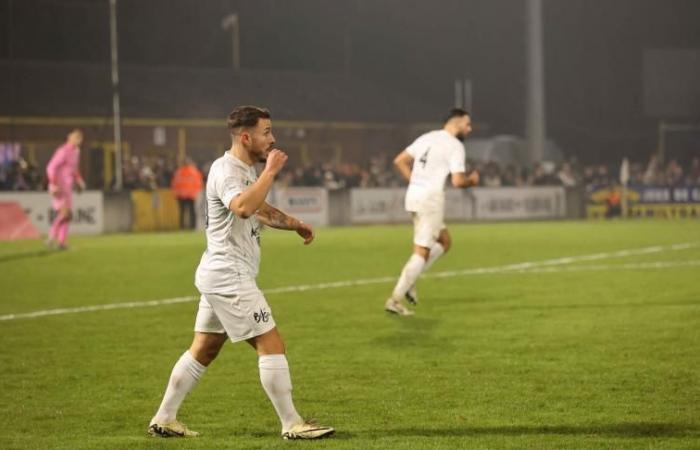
[46,142,82,189]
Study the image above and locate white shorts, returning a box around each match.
[412,210,445,248]
[194,281,276,343]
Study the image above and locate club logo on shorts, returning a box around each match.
[253,308,270,323]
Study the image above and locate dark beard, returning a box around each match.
[455,133,466,142]
[253,147,269,163]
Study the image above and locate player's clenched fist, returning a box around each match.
[264,149,288,175]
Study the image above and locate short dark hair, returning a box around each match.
[444,108,470,124]
[227,106,271,133]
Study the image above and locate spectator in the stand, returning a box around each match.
[171,157,204,230]
[532,163,559,186]
[597,165,612,186]
[583,166,596,186]
[338,162,361,188]
[557,162,578,187]
[482,161,502,187]
[687,157,700,186]
[665,159,684,186]
[301,164,322,186]
[276,168,294,188]
[140,160,158,190]
[321,162,342,190]
[605,183,622,219]
[122,156,141,189]
[629,161,645,185]
[26,161,42,190]
[10,159,38,191]
[500,164,518,186]
[517,166,531,186]
[532,164,545,185]
[205,150,698,191]
[643,155,662,186]
[154,156,174,188]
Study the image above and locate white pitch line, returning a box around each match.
[1,242,698,322]
[494,259,700,274]
[0,296,196,321]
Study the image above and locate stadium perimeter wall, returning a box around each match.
[0,187,582,238]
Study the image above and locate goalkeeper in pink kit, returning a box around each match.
[46,129,86,250]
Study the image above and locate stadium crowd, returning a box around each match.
[1,150,699,191]
[265,155,700,189]
[0,159,43,191]
[116,153,700,190]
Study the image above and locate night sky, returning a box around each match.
[1,0,699,163]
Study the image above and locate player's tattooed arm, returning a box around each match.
[256,202,298,230]
[256,202,315,245]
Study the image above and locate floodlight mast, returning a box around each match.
[526,0,546,165]
[222,14,241,72]
[109,0,123,190]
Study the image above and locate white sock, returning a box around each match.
[407,243,446,296]
[152,351,206,423]
[392,254,426,300]
[259,354,303,431]
[423,243,445,272]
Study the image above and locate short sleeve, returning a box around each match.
[449,143,466,174]
[405,135,427,158]
[216,174,245,208]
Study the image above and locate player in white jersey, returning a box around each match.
[385,108,479,315]
[148,106,334,440]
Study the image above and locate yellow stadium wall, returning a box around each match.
[131,189,180,232]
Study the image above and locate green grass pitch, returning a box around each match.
[0,220,698,449]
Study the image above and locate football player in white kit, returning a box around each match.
[385,108,479,315]
[148,106,334,440]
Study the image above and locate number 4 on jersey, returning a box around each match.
[419,147,430,168]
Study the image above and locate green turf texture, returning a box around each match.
[0,220,698,449]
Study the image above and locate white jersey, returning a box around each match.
[195,152,262,294]
[404,130,466,212]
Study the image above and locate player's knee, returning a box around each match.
[189,338,223,366]
[414,246,430,260]
[253,329,286,355]
[190,346,220,366]
[259,339,286,356]
[204,347,221,364]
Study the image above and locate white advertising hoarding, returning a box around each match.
[268,187,329,227]
[444,189,476,220]
[0,191,104,235]
[350,188,410,224]
[474,187,565,220]
[349,187,565,223]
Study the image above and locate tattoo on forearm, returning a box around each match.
[257,205,298,230]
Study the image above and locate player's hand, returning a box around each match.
[466,170,480,188]
[49,184,60,196]
[76,179,86,193]
[264,149,288,176]
[295,221,315,245]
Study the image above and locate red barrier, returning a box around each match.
[0,202,40,240]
